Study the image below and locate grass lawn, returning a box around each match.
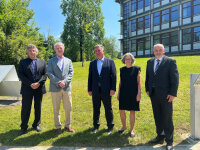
[0,55,199,147]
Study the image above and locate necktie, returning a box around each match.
[154,59,160,74]
[32,60,37,80]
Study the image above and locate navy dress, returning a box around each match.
[119,66,140,111]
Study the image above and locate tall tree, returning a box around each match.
[103,36,119,59]
[0,0,49,68]
[60,0,105,65]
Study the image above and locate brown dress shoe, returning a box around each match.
[56,128,62,135]
[65,127,75,133]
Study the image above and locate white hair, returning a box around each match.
[154,44,165,50]
[54,42,65,49]
[94,44,104,50]
[26,44,38,53]
[121,52,136,64]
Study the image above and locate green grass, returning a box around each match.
[0,55,199,147]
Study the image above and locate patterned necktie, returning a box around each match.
[32,59,37,80]
[154,59,160,74]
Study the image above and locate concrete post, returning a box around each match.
[190,74,200,139]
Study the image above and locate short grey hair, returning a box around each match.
[94,44,104,50]
[121,52,135,64]
[54,42,65,49]
[26,44,38,53]
[154,43,165,50]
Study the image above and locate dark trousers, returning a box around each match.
[150,91,174,145]
[92,92,114,129]
[20,92,43,130]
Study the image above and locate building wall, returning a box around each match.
[117,0,200,57]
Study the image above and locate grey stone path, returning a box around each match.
[0,142,200,150]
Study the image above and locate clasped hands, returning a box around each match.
[30,82,40,89]
[59,81,66,88]
[146,91,174,102]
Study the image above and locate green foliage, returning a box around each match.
[60,0,105,62]
[0,0,55,68]
[103,36,119,59]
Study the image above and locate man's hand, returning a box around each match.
[146,91,150,97]
[59,81,66,88]
[167,95,175,102]
[88,91,92,96]
[30,82,40,89]
[110,90,115,96]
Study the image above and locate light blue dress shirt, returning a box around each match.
[97,57,104,75]
[57,56,64,71]
[154,56,164,72]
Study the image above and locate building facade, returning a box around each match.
[115,0,200,57]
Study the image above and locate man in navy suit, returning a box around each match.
[18,44,47,136]
[88,45,116,134]
[145,44,179,150]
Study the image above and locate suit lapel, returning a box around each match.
[151,58,155,75]
[100,57,107,76]
[55,57,62,72]
[156,55,167,74]
[94,59,99,76]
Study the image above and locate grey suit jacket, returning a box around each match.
[47,56,74,92]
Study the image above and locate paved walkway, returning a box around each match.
[0,142,200,150]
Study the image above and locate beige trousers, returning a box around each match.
[51,89,72,129]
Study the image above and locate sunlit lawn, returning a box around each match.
[0,55,199,147]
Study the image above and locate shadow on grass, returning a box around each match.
[0,129,57,146]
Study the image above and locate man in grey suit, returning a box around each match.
[145,44,179,150]
[47,42,74,135]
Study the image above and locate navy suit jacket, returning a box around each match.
[88,57,116,95]
[145,55,179,99]
[18,58,47,94]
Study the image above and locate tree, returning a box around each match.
[0,0,49,68]
[103,36,119,59]
[60,0,105,66]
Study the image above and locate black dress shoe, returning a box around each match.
[150,136,165,144]
[118,129,125,134]
[56,128,62,135]
[18,129,27,136]
[92,128,98,134]
[166,144,174,150]
[107,128,113,135]
[33,126,42,132]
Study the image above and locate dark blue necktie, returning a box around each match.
[32,59,37,80]
[154,59,160,74]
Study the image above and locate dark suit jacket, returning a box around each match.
[88,57,116,95]
[19,58,47,94]
[145,55,179,99]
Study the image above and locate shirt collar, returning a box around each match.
[57,55,64,60]
[98,56,105,61]
[155,56,164,62]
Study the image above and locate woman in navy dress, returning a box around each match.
[117,53,141,137]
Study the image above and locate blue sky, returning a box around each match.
[29,0,121,41]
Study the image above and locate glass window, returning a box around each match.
[123,41,129,53]
[137,38,144,52]
[162,9,169,24]
[162,33,170,46]
[153,35,160,45]
[194,5,200,16]
[145,0,150,7]
[145,37,150,49]
[183,2,191,8]
[194,26,200,42]
[124,2,129,19]
[171,31,178,46]
[183,7,191,18]
[123,22,129,38]
[138,0,143,9]
[138,17,144,30]
[131,40,136,52]
[154,12,160,26]
[145,15,150,28]
[194,0,200,5]
[183,28,191,44]
[171,6,179,21]
[131,19,136,32]
[131,0,137,12]
[154,0,160,4]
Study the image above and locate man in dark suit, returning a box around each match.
[88,45,116,135]
[145,44,179,150]
[18,44,47,136]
